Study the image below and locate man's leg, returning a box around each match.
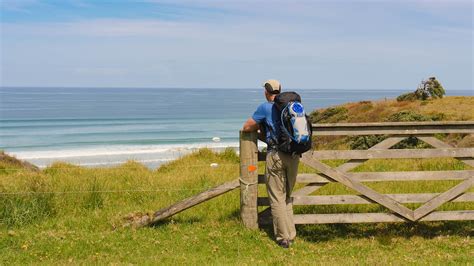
[280,152,299,241]
[265,150,291,242]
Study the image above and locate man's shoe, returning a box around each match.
[277,239,290,248]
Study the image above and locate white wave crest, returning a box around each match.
[9,142,240,160]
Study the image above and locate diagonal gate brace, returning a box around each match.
[414,177,473,220]
[301,153,415,221]
[147,178,240,226]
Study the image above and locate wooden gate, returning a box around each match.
[239,121,474,229]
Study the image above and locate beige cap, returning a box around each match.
[262,79,281,94]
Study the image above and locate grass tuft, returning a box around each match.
[0,174,56,227]
[83,178,104,210]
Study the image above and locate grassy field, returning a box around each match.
[1,96,473,264]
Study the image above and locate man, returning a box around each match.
[242,79,299,248]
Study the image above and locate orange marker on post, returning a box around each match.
[247,165,257,172]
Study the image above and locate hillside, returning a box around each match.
[310,96,474,123]
[309,96,474,150]
[1,96,473,264]
[0,151,40,173]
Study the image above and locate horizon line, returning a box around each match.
[1,86,473,91]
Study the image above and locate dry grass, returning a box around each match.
[312,96,474,123]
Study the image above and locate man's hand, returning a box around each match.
[242,118,259,132]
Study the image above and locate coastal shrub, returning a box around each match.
[348,135,432,150]
[310,106,348,123]
[428,78,446,98]
[388,111,445,149]
[349,111,445,150]
[386,110,445,122]
[356,101,373,112]
[349,135,387,150]
[397,77,445,102]
[397,92,420,101]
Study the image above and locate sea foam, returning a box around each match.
[9,142,240,169]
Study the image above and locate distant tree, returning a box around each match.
[426,77,446,99]
[397,77,446,101]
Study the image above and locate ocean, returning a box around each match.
[1,87,470,168]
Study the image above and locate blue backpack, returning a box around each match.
[273,92,312,155]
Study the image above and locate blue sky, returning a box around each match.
[1,0,472,90]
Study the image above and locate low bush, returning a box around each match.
[310,106,348,123]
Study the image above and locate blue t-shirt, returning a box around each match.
[252,102,281,148]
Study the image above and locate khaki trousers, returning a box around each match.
[265,150,299,242]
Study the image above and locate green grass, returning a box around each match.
[1,148,473,264]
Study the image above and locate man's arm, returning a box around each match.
[242,118,266,141]
[242,118,259,132]
[243,103,267,141]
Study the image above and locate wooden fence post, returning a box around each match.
[239,130,259,229]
